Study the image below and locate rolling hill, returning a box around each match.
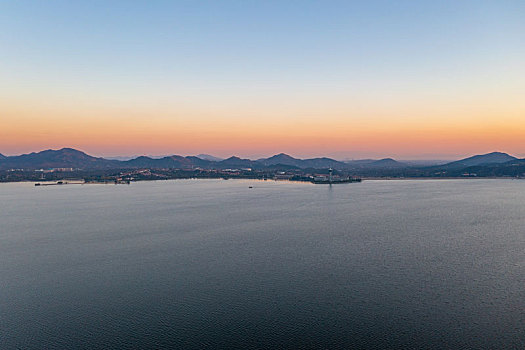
[442,152,517,169]
[0,148,118,170]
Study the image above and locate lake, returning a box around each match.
[1,179,524,349]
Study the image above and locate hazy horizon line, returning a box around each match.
[1,147,522,162]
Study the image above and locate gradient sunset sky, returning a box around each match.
[1,0,524,159]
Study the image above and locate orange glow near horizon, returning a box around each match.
[2,73,525,159]
[2,93,525,159]
[2,1,524,160]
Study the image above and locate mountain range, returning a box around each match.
[0,148,522,176]
[0,148,409,170]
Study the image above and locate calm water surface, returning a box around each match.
[1,179,524,349]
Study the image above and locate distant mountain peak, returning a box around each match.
[266,153,297,161]
[224,156,242,161]
[276,153,296,158]
[216,156,260,169]
[259,153,302,167]
[41,148,93,157]
[46,147,90,155]
[195,154,223,162]
[0,147,116,170]
[485,151,510,156]
[467,151,514,159]
[444,152,517,168]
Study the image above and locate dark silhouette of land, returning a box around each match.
[1,148,524,183]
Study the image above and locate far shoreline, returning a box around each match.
[1,176,524,186]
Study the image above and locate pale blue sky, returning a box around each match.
[2,1,523,93]
[1,1,524,158]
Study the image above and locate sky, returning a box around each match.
[1,0,524,159]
